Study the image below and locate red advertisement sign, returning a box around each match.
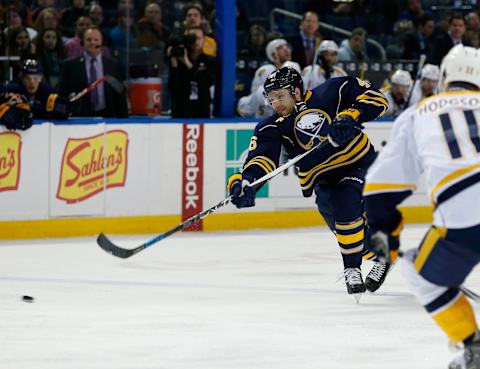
[182,124,204,231]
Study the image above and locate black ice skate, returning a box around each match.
[343,268,366,298]
[449,333,480,369]
[365,262,391,293]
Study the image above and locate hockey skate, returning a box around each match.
[449,336,480,369]
[365,262,391,293]
[343,268,366,302]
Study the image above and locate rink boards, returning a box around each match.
[0,118,431,239]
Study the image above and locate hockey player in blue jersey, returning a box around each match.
[227,66,389,297]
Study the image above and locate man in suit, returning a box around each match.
[59,26,128,117]
[428,15,469,65]
[287,11,322,69]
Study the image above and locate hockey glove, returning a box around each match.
[46,94,71,118]
[366,211,403,264]
[328,110,363,147]
[228,173,256,208]
[0,95,33,130]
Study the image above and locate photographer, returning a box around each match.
[167,26,215,118]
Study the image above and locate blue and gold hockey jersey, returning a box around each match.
[240,76,389,197]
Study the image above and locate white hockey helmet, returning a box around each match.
[391,70,413,86]
[439,44,480,91]
[281,61,301,73]
[318,40,339,54]
[265,38,288,63]
[421,64,440,81]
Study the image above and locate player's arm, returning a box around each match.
[327,76,389,146]
[363,109,422,263]
[228,119,282,208]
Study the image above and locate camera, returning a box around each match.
[168,34,197,57]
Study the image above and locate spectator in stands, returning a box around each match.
[3,59,70,119]
[399,0,434,23]
[110,7,138,68]
[167,25,215,118]
[382,69,412,118]
[401,14,435,60]
[59,26,128,117]
[5,27,36,76]
[177,3,216,57]
[33,7,61,34]
[60,0,87,38]
[32,0,57,23]
[302,40,346,90]
[287,11,321,70]
[408,63,439,107]
[34,28,65,89]
[239,24,268,60]
[429,15,469,66]
[465,11,480,33]
[88,3,104,27]
[136,2,166,49]
[64,15,110,58]
[337,27,368,63]
[465,30,480,48]
[4,9,38,41]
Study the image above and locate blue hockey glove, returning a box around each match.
[228,173,256,208]
[366,212,403,264]
[328,110,363,147]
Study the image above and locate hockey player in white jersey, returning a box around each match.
[302,40,347,90]
[382,69,412,118]
[408,63,440,107]
[364,45,480,369]
[237,39,300,118]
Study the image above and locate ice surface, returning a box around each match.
[0,225,478,369]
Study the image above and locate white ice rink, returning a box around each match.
[1,225,479,369]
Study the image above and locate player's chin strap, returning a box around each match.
[97,138,330,259]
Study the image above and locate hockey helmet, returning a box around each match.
[391,70,412,86]
[440,44,480,90]
[264,66,304,97]
[265,39,288,63]
[318,40,339,54]
[421,64,440,81]
[21,59,43,75]
[281,61,301,73]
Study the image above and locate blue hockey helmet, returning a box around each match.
[21,59,43,75]
[263,66,304,97]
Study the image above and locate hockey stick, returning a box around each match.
[97,138,330,258]
[69,75,124,102]
[405,54,426,107]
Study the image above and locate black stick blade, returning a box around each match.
[97,233,139,259]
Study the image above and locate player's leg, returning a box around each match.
[401,225,480,369]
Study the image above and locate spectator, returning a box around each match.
[382,69,412,118]
[136,2,166,49]
[167,25,215,118]
[465,11,480,33]
[429,15,469,66]
[337,27,368,62]
[465,29,480,48]
[287,11,322,69]
[399,0,434,23]
[401,14,435,60]
[239,24,268,60]
[33,7,61,34]
[88,3,104,27]
[110,7,138,68]
[59,26,128,117]
[4,9,37,41]
[32,0,57,23]
[408,63,439,107]
[302,40,346,90]
[3,59,69,119]
[178,3,216,57]
[5,27,36,77]
[64,15,110,58]
[60,0,87,38]
[34,28,65,89]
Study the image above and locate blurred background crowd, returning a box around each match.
[0,0,479,121]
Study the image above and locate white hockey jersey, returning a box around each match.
[382,88,409,118]
[365,90,480,228]
[250,64,276,93]
[301,65,347,90]
[237,85,273,118]
[407,81,423,107]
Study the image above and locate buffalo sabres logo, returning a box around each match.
[294,109,332,149]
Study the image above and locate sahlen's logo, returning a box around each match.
[225,129,267,198]
[0,131,21,192]
[57,130,129,203]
